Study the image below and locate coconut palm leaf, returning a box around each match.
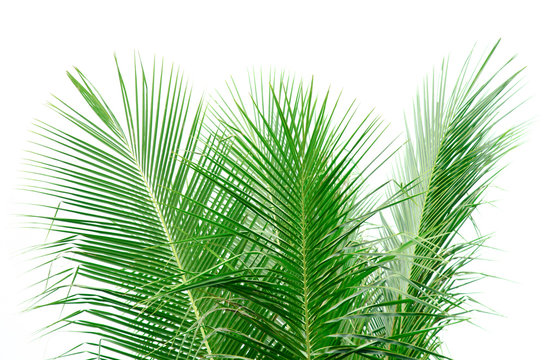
[378,41,524,358]
[170,72,452,360]
[25,57,261,359]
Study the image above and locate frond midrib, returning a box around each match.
[127,143,213,356]
[300,174,312,360]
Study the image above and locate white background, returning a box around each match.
[1,1,543,359]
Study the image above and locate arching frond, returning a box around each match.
[26,57,254,359]
[174,73,448,360]
[379,40,524,358]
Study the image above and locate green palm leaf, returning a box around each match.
[26,57,253,359]
[174,72,449,360]
[379,41,524,358]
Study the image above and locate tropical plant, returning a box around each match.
[24,41,523,359]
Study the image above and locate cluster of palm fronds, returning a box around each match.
[25,41,523,360]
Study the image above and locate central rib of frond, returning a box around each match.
[300,177,312,360]
[130,151,213,356]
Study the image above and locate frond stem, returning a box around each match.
[130,152,213,356]
[300,175,312,360]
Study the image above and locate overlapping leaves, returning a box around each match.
[25,43,522,360]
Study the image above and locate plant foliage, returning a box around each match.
[25,42,523,359]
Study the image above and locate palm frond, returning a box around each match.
[379,40,524,358]
[174,72,449,360]
[25,56,250,359]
